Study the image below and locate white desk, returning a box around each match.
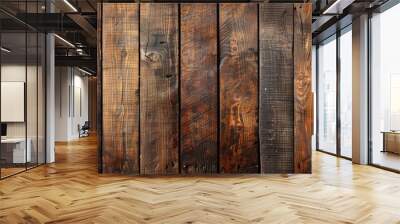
[1,138,31,163]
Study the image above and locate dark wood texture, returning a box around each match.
[102,4,140,174]
[99,3,313,175]
[180,4,218,174]
[89,77,97,132]
[259,3,294,173]
[140,3,179,175]
[294,3,312,173]
[219,3,259,173]
[97,3,103,173]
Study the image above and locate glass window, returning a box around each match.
[339,27,352,158]
[318,35,337,154]
[371,3,400,171]
[0,0,46,179]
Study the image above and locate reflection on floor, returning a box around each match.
[373,150,400,171]
[341,147,352,158]
[0,136,400,223]
[0,163,43,178]
[0,167,25,178]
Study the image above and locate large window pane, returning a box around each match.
[371,4,400,171]
[318,36,337,154]
[340,27,352,158]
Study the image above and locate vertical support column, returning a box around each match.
[352,14,369,164]
[45,0,55,164]
[46,33,55,163]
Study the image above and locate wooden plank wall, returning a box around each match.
[100,3,312,175]
[219,3,259,173]
[294,3,312,173]
[180,4,218,174]
[102,4,140,174]
[140,4,180,175]
[259,4,294,173]
[88,77,97,132]
[97,3,103,173]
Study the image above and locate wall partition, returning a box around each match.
[0,1,47,179]
[99,3,313,175]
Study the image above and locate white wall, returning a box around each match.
[55,67,89,141]
[0,64,38,138]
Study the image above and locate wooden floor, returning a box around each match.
[1,136,400,223]
[372,150,400,171]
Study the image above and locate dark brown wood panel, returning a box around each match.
[259,3,294,173]
[180,4,218,174]
[140,3,179,175]
[294,3,312,173]
[97,3,103,173]
[219,3,259,173]
[102,3,140,174]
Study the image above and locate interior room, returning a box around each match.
[0,0,400,223]
[0,4,46,178]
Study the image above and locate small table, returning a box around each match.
[382,131,400,154]
[1,138,31,164]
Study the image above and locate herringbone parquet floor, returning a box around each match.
[1,135,400,224]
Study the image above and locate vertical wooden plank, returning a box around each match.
[102,4,139,174]
[180,4,218,174]
[294,3,312,173]
[219,3,259,173]
[97,3,103,173]
[259,3,294,173]
[140,3,179,175]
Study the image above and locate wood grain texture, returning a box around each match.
[180,4,218,174]
[140,3,179,175]
[219,3,259,173]
[294,3,312,173]
[88,77,97,132]
[259,3,294,173]
[97,3,102,173]
[102,4,139,174]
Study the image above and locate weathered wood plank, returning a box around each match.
[97,3,103,173]
[140,3,179,175]
[294,3,312,173]
[259,3,294,173]
[180,4,218,174]
[219,3,259,173]
[102,3,140,174]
